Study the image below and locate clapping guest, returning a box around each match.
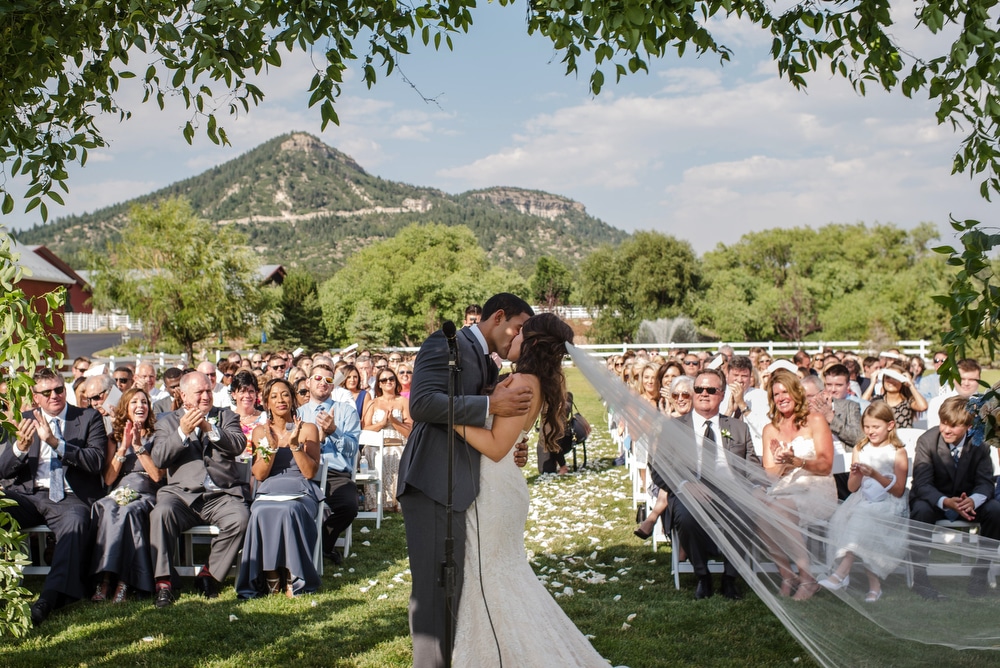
[236,379,322,598]
[148,372,249,607]
[0,369,107,625]
[230,370,264,454]
[297,363,362,564]
[655,362,683,412]
[90,388,164,603]
[362,368,411,513]
[760,370,836,601]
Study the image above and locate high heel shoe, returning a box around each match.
[793,579,821,601]
[264,571,281,595]
[91,578,109,602]
[818,573,850,591]
[779,577,799,597]
[633,526,653,540]
[111,582,129,604]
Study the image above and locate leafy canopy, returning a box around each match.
[4,0,1000,220]
[318,223,526,347]
[89,196,278,359]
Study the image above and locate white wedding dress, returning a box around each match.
[452,431,609,667]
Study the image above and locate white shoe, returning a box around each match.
[818,573,849,591]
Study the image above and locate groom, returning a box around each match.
[398,293,534,668]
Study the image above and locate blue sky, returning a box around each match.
[7,3,992,253]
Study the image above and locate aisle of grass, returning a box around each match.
[0,368,811,667]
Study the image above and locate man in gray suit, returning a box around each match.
[149,371,248,607]
[398,293,534,668]
[808,366,863,499]
[669,368,761,600]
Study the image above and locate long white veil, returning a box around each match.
[568,345,1000,667]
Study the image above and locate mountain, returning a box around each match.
[16,133,629,279]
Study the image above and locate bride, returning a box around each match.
[452,313,610,667]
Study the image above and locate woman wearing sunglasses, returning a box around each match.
[396,363,413,398]
[361,368,411,513]
[635,374,695,540]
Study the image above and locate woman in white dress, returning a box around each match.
[760,369,837,601]
[819,401,909,602]
[451,313,610,667]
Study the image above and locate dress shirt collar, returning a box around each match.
[469,323,489,356]
[692,411,720,437]
[39,405,68,424]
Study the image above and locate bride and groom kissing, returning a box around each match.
[397,293,610,667]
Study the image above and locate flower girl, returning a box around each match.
[819,401,910,601]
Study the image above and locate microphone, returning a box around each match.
[443,320,458,353]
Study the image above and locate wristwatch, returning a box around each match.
[290,443,303,452]
[134,445,147,456]
[115,455,127,463]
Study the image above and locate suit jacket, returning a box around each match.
[674,412,762,485]
[0,405,107,505]
[829,398,863,449]
[910,428,995,509]
[398,326,496,511]
[151,406,248,503]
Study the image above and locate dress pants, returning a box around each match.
[671,495,737,578]
[149,487,249,588]
[910,497,1000,565]
[400,490,468,668]
[323,469,359,553]
[5,489,90,600]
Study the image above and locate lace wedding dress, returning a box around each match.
[453,431,610,667]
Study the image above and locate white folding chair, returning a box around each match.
[356,430,384,529]
[310,458,329,575]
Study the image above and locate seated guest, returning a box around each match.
[635,375,694,541]
[65,356,91,406]
[760,369,836,601]
[90,388,164,602]
[84,374,116,434]
[149,371,249,607]
[0,368,106,624]
[362,368,412,513]
[152,367,184,415]
[397,362,413,399]
[819,402,909,602]
[298,363,361,564]
[909,396,1000,599]
[73,376,90,410]
[112,367,134,395]
[803,371,863,500]
[230,370,264,452]
[236,379,322,598]
[917,352,946,399]
[668,369,760,600]
[926,358,982,429]
[862,364,928,428]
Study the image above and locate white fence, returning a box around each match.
[576,340,935,359]
[64,312,141,332]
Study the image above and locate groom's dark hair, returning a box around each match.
[481,293,534,321]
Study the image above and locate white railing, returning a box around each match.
[64,312,141,332]
[576,340,934,359]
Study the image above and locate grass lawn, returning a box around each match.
[1,367,812,667]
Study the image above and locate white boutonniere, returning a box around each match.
[207,415,219,427]
[720,428,732,441]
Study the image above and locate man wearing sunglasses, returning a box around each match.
[666,368,760,601]
[266,353,289,381]
[83,374,118,434]
[0,368,107,625]
[297,363,361,564]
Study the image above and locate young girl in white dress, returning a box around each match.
[819,401,910,602]
[451,313,611,667]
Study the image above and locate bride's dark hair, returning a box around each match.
[513,313,574,453]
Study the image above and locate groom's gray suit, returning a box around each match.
[398,325,498,668]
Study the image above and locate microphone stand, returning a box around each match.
[442,325,461,667]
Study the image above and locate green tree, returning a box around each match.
[318,223,525,346]
[89,197,278,360]
[529,256,573,309]
[691,223,949,342]
[270,269,329,352]
[579,231,701,342]
[0,229,62,637]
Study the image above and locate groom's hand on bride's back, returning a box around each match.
[489,382,533,417]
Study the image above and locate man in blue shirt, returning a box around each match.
[298,362,361,565]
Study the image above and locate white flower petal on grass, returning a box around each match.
[377,594,388,600]
[621,622,631,630]
[359,587,369,593]
[348,568,355,573]
[362,541,371,546]
[563,587,575,596]
[229,614,239,622]
[627,613,637,621]
[614,557,627,563]
[613,594,622,601]
[360,526,370,533]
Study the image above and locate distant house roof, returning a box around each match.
[259,264,285,285]
[11,242,76,285]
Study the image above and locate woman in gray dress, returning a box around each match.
[90,387,164,602]
[236,378,322,598]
